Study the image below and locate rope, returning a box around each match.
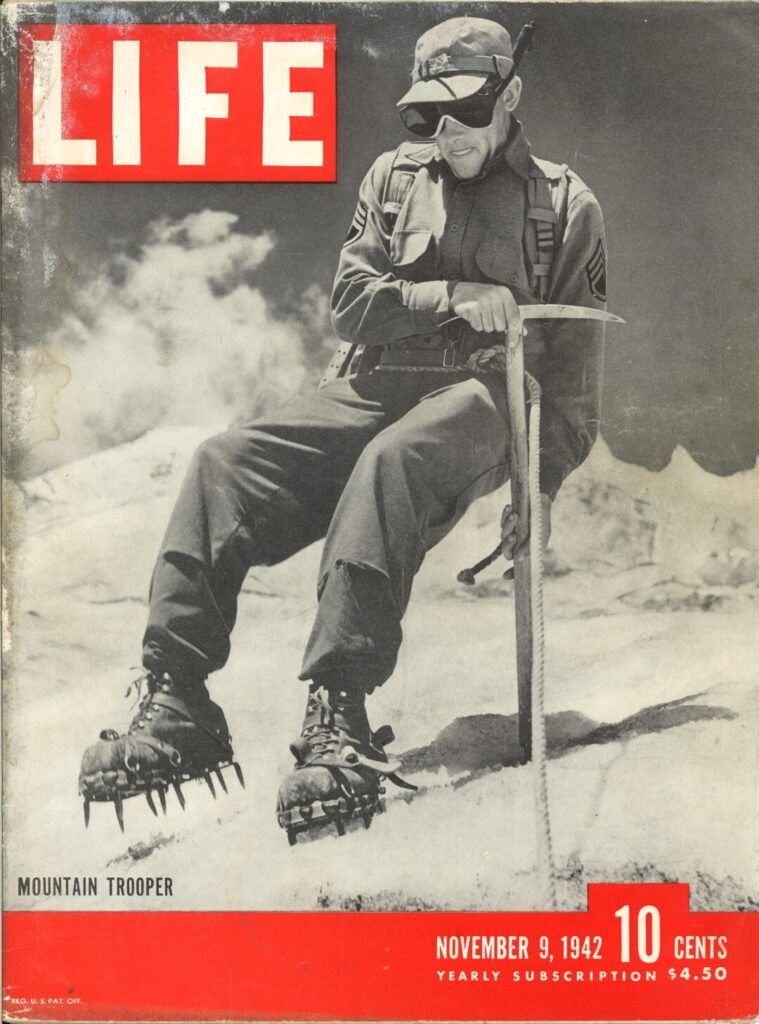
[373,365,469,373]
[525,373,558,909]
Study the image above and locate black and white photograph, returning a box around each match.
[2,0,758,933]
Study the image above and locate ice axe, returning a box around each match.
[493,304,625,768]
[456,304,624,758]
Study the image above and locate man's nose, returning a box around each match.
[435,114,465,140]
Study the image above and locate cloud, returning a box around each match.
[11,210,331,477]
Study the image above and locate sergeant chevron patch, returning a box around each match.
[345,200,368,245]
[585,239,607,301]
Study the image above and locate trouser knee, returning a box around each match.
[360,431,414,476]
[188,428,251,490]
[179,427,318,567]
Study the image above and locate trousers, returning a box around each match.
[142,370,511,693]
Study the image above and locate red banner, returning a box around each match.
[18,24,336,182]
[3,885,759,1021]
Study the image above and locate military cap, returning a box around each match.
[397,17,514,107]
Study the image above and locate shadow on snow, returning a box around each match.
[398,691,737,781]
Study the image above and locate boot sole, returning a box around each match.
[277,789,384,845]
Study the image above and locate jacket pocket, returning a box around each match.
[390,228,433,267]
[474,238,530,294]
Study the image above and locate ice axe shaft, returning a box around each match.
[505,304,623,763]
[452,304,625,756]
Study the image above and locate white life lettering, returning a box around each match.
[177,41,238,165]
[32,40,97,164]
[112,41,141,165]
[262,41,323,166]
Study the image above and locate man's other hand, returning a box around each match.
[450,282,519,334]
[501,493,552,560]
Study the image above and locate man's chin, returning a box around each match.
[444,153,486,180]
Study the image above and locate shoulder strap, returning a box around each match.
[525,160,568,301]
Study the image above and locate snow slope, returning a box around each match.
[4,428,758,911]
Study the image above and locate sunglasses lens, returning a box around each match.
[399,105,440,138]
[400,83,501,137]
[448,90,499,128]
[456,100,495,128]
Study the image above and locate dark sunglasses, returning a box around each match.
[399,78,507,138]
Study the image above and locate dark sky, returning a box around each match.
[3,1,758,474]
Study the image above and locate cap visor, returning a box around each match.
[397,74,489,108]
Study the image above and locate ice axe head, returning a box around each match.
[508,304,624,348]
[519,304,624,323]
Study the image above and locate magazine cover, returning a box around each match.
[2,0,758,1021]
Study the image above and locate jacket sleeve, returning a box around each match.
[330,151,457,345]
[536,185,607,499]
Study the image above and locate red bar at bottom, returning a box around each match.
[3,885,759,1021]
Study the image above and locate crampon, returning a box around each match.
[79,670,244,831]
[276,683,416,845]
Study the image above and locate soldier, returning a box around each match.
[79,16,607,842]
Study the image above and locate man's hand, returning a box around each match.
[450,282,519,334]
[501,493,552,560]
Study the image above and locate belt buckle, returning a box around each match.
[443,345,456,368]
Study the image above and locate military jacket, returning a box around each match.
[330,122,608,499]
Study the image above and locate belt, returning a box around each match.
[377,339,546,371]
[378,347,465,369]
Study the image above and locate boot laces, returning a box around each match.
[302,689,342,757]
[125,671,171,735]
[124,669,152,704]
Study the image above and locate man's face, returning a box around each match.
[435,89,514,180]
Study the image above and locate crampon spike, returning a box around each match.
[113,793,125,832]
[233,762,245,788]
[172,777,186,810]
[287,830,297,847]
[157,785,167,815]
[145,789,159,817]
[204,772,217,799]
[215,767,228,794]
[83,799,90,828]
[335,816,346,837]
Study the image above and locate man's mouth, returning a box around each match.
[450,146,474,157]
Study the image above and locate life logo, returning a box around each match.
[17,23,336,181]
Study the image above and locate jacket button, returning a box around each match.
[449,223,459,234]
